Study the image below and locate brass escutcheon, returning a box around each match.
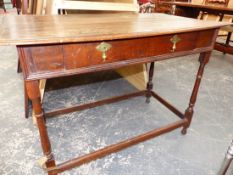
[96,42,112,61]
[170,35,181,52]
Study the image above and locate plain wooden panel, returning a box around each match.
[0,13,228,45]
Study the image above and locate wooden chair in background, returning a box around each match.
[198,0,233,53]
[218,24,233,49]
[200,0,230,20]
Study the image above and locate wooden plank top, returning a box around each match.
[164,2,233,13]
[0,13,229,45]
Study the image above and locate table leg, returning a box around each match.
[146,62,154,103]
[218,140,233,175]
[181,51,210,135]
[25,80,56,174]
[32,79,47,124]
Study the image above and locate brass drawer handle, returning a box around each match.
[96,42,112,62]
[170,35,181,52]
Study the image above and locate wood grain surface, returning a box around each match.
[0,13,229,45]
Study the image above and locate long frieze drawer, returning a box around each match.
[63,30,214,70]
[22,30,214,74]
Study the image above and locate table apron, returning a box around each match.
[18,29,216,81]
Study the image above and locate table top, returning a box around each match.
[164,2,233,12]
[0,13,229,45]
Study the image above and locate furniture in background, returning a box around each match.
[18,0,46,14]
[218,140,233,175]
[154,0,188,14]
[165,2,233,18]
[200,0,230,20]
[204,0,229,6]
[0,0,6,12]
[0,13,227,174]
[217,24,233,53]
[0,0,13,12]
[138,0,155,13]
[199,0,233,52]
[12,0,21,14]
[49,0,139,14]
[164,2,233,55]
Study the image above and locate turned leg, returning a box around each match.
[146,62,154,103]
[25,81,56,174]
[218,140,233,175]
[181,52,210,135]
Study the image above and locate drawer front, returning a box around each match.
[24,45,64,73]
[22,30,214,76]
[63,30,213,70]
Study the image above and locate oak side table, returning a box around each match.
[0,13,228,174]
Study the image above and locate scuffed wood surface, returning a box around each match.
[0,13,229,45]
